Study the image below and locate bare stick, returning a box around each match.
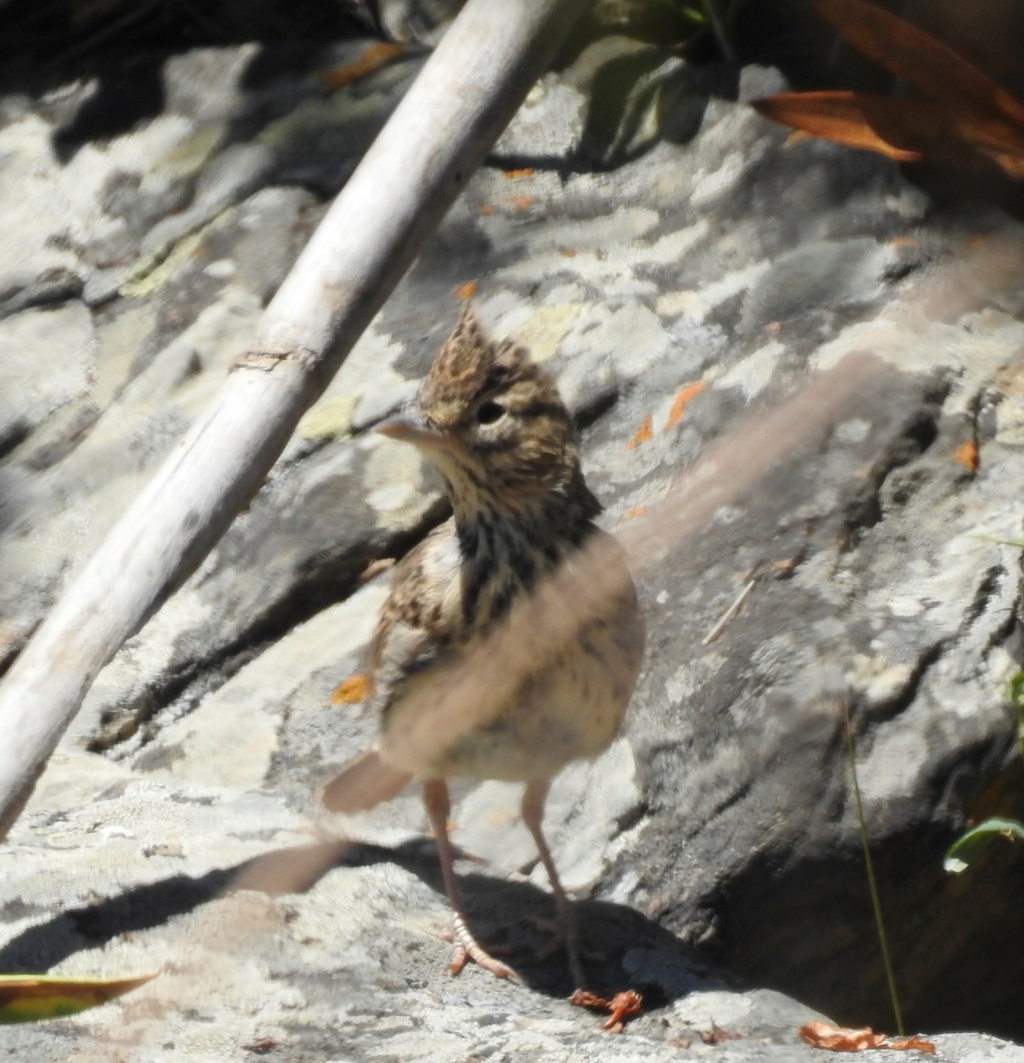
[701,578,756,646]
[0,0,589,838]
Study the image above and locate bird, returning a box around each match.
[320,306,644,987]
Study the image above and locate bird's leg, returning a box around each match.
[422,779,520,981]
[521,779,586,990]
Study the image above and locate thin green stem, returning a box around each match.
[842,702,905,1036]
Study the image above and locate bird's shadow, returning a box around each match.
[347,836,715,1003]
[0,835,718,1009]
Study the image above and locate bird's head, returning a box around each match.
[378,308,583,517]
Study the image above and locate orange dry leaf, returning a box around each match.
[319,42,405,91]
[479,203,494,217]
[754,0,1024,179]
[955,441,979,472]
[331,674,370,705]
[626,414,653,450]
[817,0,1024,170]
[801,1023,886,1051]
[503,167,534,179]
[559,247,578,257]
[456,280,477,300]
[799,1021,935,1053]
[506,195,534,212]
[665,381,706,430]
[753,91,925,162]
[891,1036,937,1053]
[624,506,646,520]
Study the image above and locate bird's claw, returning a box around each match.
[569,988,644,1033]
[440,923,521,982]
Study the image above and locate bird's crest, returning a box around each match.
[419,307,538,427]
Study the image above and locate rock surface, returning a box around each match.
[2,25,1024,1063]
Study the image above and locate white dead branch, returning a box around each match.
[0,0,589,836]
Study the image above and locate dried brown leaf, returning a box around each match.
[319,43,405,91]
[799,1021,936,1053]
[816,0,1024,176]
[752,92,925,162]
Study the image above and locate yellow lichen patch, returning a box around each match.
[156,122,225,182]
[297,394,357,442]
[512,304,585,364]
[120,230,206,299]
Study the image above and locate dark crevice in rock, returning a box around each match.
[0,421,31,463]
[0,269,85,319]
[838,382,948,550]
[674,703,1024,1038]
[854,640,947,733]
[981,584,1023,659]
[963,564,1008,632]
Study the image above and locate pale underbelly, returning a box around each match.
[380,619,640,782]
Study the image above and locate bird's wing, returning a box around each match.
[318,521,463,810]
[369,519,464,715]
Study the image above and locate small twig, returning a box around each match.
[842,701,905,1036]
[701,578,755,645]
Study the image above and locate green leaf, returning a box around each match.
[944,817,1024,874]
[581,49,707,166]
[0,972,156,1024]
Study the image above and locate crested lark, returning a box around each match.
[321,307,644,987]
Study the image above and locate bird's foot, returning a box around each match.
[440,919,521,982]
[569,988,644,1033]
[526,911,591,990]
[529,912,602,958]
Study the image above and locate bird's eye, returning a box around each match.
[476,400,505,425]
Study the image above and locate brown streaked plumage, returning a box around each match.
[320,306,644,987]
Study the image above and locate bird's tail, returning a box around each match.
[318,749,415,814]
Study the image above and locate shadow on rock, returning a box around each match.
[0,834,724,1014]
[0,865,236,972]
[330,836,725,1005]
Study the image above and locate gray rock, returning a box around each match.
[1,27,1024,1063]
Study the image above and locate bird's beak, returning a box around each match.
[375,415,452,452]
